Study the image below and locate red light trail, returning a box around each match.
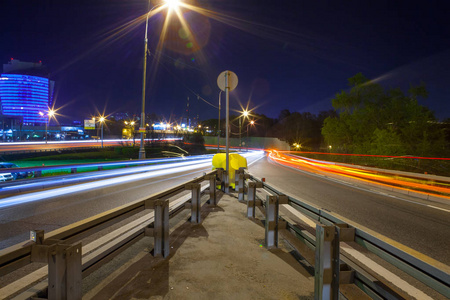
[268,150,450,199]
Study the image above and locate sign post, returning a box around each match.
[217,70,238,193]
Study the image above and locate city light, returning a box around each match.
[165,0,181,9]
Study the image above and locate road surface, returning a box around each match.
[249,155,450,265]
[1,152,449,266]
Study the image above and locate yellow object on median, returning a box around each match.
[212,153,247,188]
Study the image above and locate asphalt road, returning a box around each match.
[1,152,449,267]
[0,152,265,250]
[249,156,450,265]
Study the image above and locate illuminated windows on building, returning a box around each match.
[0,74,51,125]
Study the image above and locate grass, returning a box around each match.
[8,144,205,177]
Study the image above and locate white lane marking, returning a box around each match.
[248,153,266,166]
[341,244,433,300]
[427,205,450,213]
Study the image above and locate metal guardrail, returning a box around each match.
[234,168,450,299]
[0,170,218,299]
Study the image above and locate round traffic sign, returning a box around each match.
[217,70,238,92]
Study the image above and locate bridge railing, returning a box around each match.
[0,169,220,299]
[235,168,450,299]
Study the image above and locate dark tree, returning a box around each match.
[322,73,448,157]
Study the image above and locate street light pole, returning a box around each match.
[239,116,241,151]
[140,0,180,159]
[101,122,104,148]
[247,120,254,152]
[45,121,48,144]
[239,110,249,151]
[139,2,151,159]
[246,123,249,152]
[99,116,105,148]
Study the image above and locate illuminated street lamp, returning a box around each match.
[140,0,181,159]
[99,116,105,148]
[39,108,55,144]
[247,120,254,152]
[239,110,249,151]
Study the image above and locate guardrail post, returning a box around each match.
[153,199,170,258]
[30,230,82,300]
[265,195,278,249]
[237,168,246,201]
[71,168,77,174]
[247,182,257,218]
[247,181,263,218]
[98,166,103,171]
[235,168,243,192]
[207,175,217,205]
[314,225,339,300]
[216,168,224,191]
[186,183,201,224]
[224,170,229,193]
[264,195,288,249]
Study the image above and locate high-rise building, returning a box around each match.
[0,59,54,125]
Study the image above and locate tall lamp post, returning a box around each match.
[239,110,249,151]
[99,116,105,148]
[140,0,181,159]
[39,109,54,144]
[247,120,254,152]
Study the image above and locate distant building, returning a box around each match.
[0,59,54,126]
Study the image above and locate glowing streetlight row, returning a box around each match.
[38,108,56,144]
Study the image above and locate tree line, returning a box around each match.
[202,73,449,157]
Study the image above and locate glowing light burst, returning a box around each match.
[268,150,450,199]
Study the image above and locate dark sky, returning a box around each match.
[1,0,449,124]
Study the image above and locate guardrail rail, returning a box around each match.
[0,169,221,299]
[233,168,450,299]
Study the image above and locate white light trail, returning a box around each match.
[0,138,183,147]
[0,151,265,209]
[0,161,210,208]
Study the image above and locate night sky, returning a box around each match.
[1,0,449,124]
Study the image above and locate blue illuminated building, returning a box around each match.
[0,74,50,125]
[0,59,54,126]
